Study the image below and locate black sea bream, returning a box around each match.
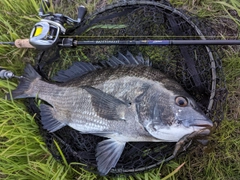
[9,52,213,175]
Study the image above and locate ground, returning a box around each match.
[0,0,239,179]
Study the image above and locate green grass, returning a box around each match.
[0,0,240,179]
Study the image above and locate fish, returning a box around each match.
[8,51,213,175]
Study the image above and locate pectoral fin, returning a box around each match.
[82,86,130,120]
[96,139,126,175]
[40,104,66,132]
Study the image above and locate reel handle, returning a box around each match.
[39,0,50,16]
[77,5,87,22]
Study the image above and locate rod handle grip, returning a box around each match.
[15,39,35,48]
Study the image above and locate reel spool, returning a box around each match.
[26,0,228,175]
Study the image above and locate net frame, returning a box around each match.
[27,0,227,175]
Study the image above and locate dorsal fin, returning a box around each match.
[52,62,101,82]
[97,51,152,68]
[53,51,152,82]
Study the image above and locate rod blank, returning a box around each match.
[170,40,240,45]
[76,40,240,46]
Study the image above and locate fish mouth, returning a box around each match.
[182,119,213,129]
[191,119,213,128]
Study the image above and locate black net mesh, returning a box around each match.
[27,0,227,175]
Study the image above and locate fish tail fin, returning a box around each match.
[8,64,41,100]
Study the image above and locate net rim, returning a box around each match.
[32,1,224,174]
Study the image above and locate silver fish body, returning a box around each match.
[9,52,213,175]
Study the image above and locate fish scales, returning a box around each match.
[9,52,213,175]
[29,70,150,134]
[26,79,111,131]
[34,66,171,126]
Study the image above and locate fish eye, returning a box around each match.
[175,96,188,107]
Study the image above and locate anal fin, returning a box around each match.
[96,139,126,175]
[40,104,66,132]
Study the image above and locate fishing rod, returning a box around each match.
[4,39,240,49]
[3,38,240,49]
[0,0,239,79]
[0,0,240,50]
